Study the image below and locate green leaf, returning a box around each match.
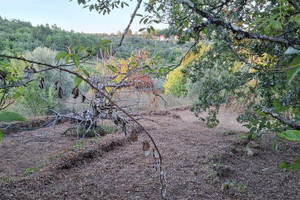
[72,54,80,67]
[252,134,257,139]
[278,157,300,171]
[107,65,117,73]
[0,112,28,123]
[273,99,280,108]
[82,69,90,78]
[0,130,3,142]
[89,4,94,11]
[278,130,300,142]
[289,55,300,67]
[257,111,267,117]
[65,54,71,64]
[250,127,257,133]
[93,43,106,52]
[287,55,300,83]
[184,21,188,28]
[270,20,282,30]
[203,27,208,35]
[143,18,148,24]
[289,14,300,25]
[278,106,289,112]
[74,76,83,87]
[129,61,137,66]
[243,124,252,129]
[287,66,300,84]
[55,51,69,62]
[13,91,22,99]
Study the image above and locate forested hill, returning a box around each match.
[0,16,190,62]
[0,16,102,54]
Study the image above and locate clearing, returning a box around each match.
[0,107,299,199]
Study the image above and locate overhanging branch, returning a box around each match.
[262,108,300,130]
[177,0,300,46]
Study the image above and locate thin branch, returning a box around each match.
[1,99,16,110]
[113,0,143,55]
[0,79,35,90]
[288,0,300,11]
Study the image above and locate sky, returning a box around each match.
[0,0,167,34]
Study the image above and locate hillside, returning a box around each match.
[0,16,191,63]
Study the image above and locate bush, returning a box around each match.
[164,42,210,97]
[163,65,187,97]
[7,47,73,116]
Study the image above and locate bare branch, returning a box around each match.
[113,0,143,55]
[288,0,300,11]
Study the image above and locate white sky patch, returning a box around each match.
[0,0,168,33]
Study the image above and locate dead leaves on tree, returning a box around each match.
[130,128,138,142]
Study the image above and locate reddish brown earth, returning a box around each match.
[0,107,299,199]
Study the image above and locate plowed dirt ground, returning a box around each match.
[0,107,299,199]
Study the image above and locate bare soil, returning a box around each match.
[0,107,299,199]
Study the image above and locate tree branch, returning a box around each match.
[178,0,300,46]
[262,108,300,130]
[113,0,142,55]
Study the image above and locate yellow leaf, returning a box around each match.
[233,61,242,72]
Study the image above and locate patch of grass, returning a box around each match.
[24,163,47,175]
[76,124,117,138]
[74,139,84,148]
[222,179,247,192]
[237,133,250,140]
[0,177,11,184]
[47,154,60,161]
[101,125,116,134]
[235,133,251,145]
[217,129,240,136]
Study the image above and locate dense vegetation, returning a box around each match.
[0,16,190,62]
[0,16,191,116]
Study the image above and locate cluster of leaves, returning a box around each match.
[76,0,130,15]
